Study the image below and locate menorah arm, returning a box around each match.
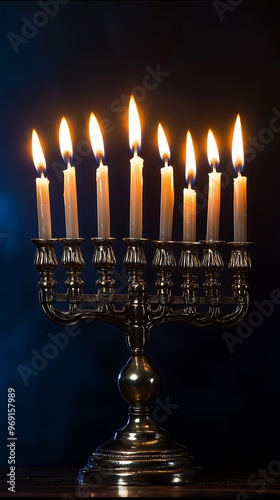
[146,294,249,332]
[40,294,128,330]
[41,300,94,326]
[164,299,249,328]
[210,295,249,326]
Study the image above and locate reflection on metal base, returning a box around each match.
[79,353,204,486]
[78,430,204,486]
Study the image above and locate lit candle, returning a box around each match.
[128,95,143,238]
[183,131,196,242]
[158,123,174,241]
[206,129,221,241]
[59,117,79,239]
[232,114,247,242]
[32,129,52,239]
[89,113,110,239]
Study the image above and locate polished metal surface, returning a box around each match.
[7,465,272,498]
[32,237,253,486]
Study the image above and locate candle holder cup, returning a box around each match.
[32,236,253,487]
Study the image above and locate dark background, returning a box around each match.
[1,0,280,479]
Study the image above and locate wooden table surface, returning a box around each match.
[1,466,280,498]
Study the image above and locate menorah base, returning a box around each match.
[78,425,204,486]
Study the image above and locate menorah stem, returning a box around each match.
[79,351,203,486]
[122,237,149,349]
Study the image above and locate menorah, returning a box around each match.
[32,235,252,486]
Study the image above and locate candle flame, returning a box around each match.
[32,129,46,174]
[207,129,220,168]
[89,113,104,161]
[158,123,170,163]
[232,114,244,172]
[59,117,73,162]
[185,131,196,185]
[128,95,141,153]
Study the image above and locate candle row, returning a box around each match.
[32,95,247,243]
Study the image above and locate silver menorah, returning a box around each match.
[32,235,252,486]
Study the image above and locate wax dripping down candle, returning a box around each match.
[32,129,52,239]
[59,117,79,239]
[206,129,221,241]
[232,114,247,242]
[128,95,143,239]
[183,131,197,242]
[89,113,110,239]
[158,123,174,241]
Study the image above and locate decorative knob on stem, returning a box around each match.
[123,238,148,352]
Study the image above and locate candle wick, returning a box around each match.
[65,152,72,169]
[211,160,217,172]
[162,154,169,167]
[235,162,242,176]
[97,152,103,166]
[95,150,103,165]
[38,164,45,177]
[187,171,194,189]
[133,141,139,157]
[63,151,72,167]
[234,158,243,177]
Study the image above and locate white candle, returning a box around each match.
[63,165,79,239]
[59,117,79,239]
[129,95,143,238]
[32,129,52,239]
[96,164,110,238]
[232,114,247,242]
[206,129,221,241]
[183,188,196,242]
[89,113,110,238]
[158,123,174,241]
[183,131,196,242]
[234,175,247,242]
